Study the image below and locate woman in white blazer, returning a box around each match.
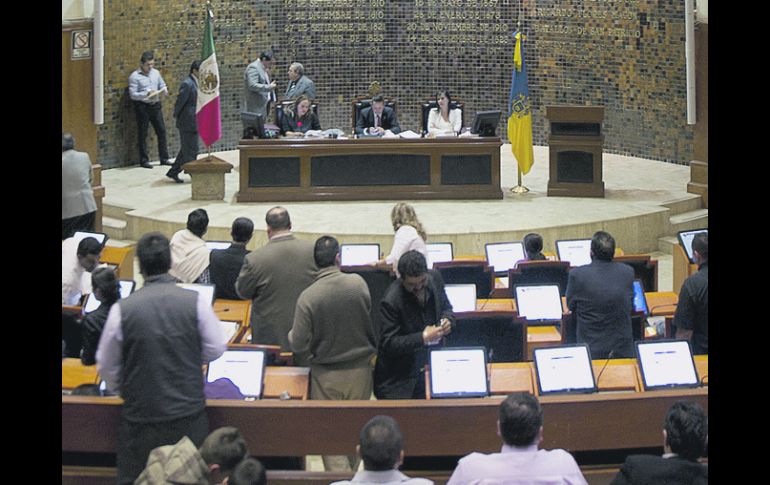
[427,90,461,136]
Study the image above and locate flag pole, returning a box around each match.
[510,163,529,194]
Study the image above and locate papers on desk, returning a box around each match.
[221,321,239,341]
[458,131,479,138]
[304,128,345,139]
[397,130,421,139]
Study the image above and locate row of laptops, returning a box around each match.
[197,339,702,400]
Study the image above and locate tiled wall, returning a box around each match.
[97,0,692,168]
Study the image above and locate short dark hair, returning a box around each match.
[199,427,249,474]
[62,133,75,151]
[397,250,428,279]
[232,217,254,243]
[499,392,543,447]
[190,60,201,73]
[692,233,708,262]
[228,458,267,485]
[91,266,120,305]
[523,233,544,258]
[314,236,339,268]
[137,232,172,276]
[259,52,272,61]
[371,94,385,104]
[265,206,291,230]
[591,231,616,262]
[140,50,154,63]
[77,237,102,258]
[187,209,209,238]
[359,415,403,471]
[664,401,708,461]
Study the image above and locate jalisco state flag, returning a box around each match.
[507,31,534,175]
[196,6,221,146]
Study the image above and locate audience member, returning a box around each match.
[447,392,587,484]
[426,90,461,136]
[522,232,547,262]
[565,231,634,359]
[96,232,227,484]
[209,217,255,300]
[374,250,454,399]
[355,94,402,135]
[610,401,708,485]
[329,415,433,485]
[289,235,376,470]
[674,233,708,354]
[227,458,267,485]
[166,60,200,184]
[170,208,212,284]
[128,50,171,169]
[235,206,317,351]
[62,133,97,239]
[243,52,276,124]
[62,236,102,305]
[80,266,120,366]
[134,426,248,485]
[380,202,428,277]
[280,95,321,136]
[285,61,316,99]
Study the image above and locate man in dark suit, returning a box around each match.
[565,231,635,359]
[355,94,401,135]
[610,401,708,485]
[167,60,200,183]
[210,217,254,300]
[374,250,454,399]
[674,233,708,354]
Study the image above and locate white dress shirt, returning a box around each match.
[427,108,462,136]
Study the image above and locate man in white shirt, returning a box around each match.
[61,236,102,305]
[128,50,171,169]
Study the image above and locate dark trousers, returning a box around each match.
[62,211,96,240]
[116,408,208,485]
[168,129,199,176]
[135,101,170,164]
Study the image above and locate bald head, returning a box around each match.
[265,206,291,238]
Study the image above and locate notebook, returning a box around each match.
[429,347,489,398]
[555,239,592,267]
[444,284,477,312]
[426,242,453,269]
[676,229,707,264]
[205,241,232,250]
[206,349,267,399]
[636,340,699,390]
[82,279,136,314]
[485,242,525,276]
[340,244,380,266]
[177,283,216,305]
[514,284,563,324]
[533,344,597,395]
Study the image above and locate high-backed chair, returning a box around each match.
[341,265,396,341]
[433,261,495,299]
[508,260,571,297]
[275,99,320,135]
[351,96,397,133]
[614,254,659,292]
[419,98,464,135]
[444,312,526,363]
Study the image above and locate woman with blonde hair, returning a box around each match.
[382,202,428,276]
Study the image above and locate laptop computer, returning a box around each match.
[73,231,109,248]
[426,242,453,269]
[444,284,477,312]
[206,348,267,399]
[220,321,240,342]
[340,243,380,266]
[533,344,597,395]
[429,347,489,398]
[177,283,216,305]
[82,279,136,314]
[485,242,525,277]
[205,241,232,250]
[555,239,592,267]
[676,228,707,264]
[514,284,563,325]
[632,279,649,316]
[636,340,700,390]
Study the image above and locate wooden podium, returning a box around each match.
[546,106,605,197]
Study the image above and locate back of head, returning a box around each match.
[591,231,615,262]
[137,232,172,277]
[314,235,339,269]
[231,217,255,243]
[190,60,201,73]
[186,208,209,238]
[228,458,267,485]
[265,206,291,231]
[391,202,426,241]
[199,426,249,475]
[664,401,708,461]
[398,250,428,279]
[62,133,75,152]
[77,237,102,259]
[91,266,120,305]
[499,392,543,447]
[359,415,403,471]
[523,233,544,259]
[692,233,708,262]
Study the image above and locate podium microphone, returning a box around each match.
[595,350,615,385]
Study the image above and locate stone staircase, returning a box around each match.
[657,195,708,255]
[102,203,132,241]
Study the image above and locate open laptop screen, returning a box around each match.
[444,284,477,312]
[676,229,707,264]
[485,242,525,275]
[205,241,232,250]
[555,239,592,267]
[206,349,267,398]
[220,321,240,342]
[340,244,380,266]
[426,242,453,269]
[83,280,136,314]
[73,231,108,248]
[632,279,649,315]
[514,284,563,321]
[533,344,597,395]
[429,347,489,398]
[636,340,699,390]
[177,283,216,305]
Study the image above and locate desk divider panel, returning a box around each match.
[310,154,431,186]
[440,154,492,185]
[248,157,301,187]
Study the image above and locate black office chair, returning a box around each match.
[275,99,320,135]
[614,254,658,292]
[433,261,495,299]
[341,265,396,342]
[508,260,571,297]
[419,98,464,135]
[445,312,527,363]
[351,96,397,132]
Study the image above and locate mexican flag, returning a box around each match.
[196,6,221,147]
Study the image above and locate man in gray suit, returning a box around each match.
[166,60,200,183]
[285,62,316,100]
[243,52,276,129]
[62,133,97,239]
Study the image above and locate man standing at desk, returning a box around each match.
[674,233,708,355]
[128,50,172,169]
[374,250,453,399]
[243,52,276,124]
[355,94,401,135]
